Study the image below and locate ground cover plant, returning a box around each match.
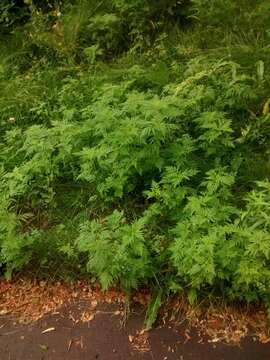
[0,0,270,325]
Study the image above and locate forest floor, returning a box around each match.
[0,280,270,360]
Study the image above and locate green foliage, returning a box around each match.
[0,195,36,279]
[0,0,270,321]
[76,211,150,290]
[145,288,163,329]
[0,0,29,31]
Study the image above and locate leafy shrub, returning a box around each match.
[0,195,36,279]
[76,211,150,290]
[0,0,270,317]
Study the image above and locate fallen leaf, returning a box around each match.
[128,335,134,343]
[0,310,8,315]
[42,327,55,334]
[91,300,98,308]
[39,344,49,351]
[81,312,95,322]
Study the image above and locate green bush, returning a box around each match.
[76,211,150,290]
[0,0,270,315]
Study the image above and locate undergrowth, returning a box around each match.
[0,0,270,327]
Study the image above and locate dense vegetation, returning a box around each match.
[1,0,270,320]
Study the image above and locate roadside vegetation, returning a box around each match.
[0,0,270,325]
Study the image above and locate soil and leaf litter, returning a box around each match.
[1,279,270,359]
[1,0,270,355]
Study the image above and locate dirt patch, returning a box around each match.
[1,279,270,359]
[0,300,270,360]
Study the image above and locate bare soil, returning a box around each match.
[0,280,270,359]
